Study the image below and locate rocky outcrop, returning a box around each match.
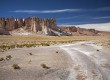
[57,26,98,36]
[0,17,5,30]
[0,17,101,36]
[31,17,42,32]
[24,17,32,30]
[17,18,24,28]
[1,17,53,35]
[59,26,77,32]
[6,17,16,31]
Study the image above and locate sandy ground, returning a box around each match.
[0,46,72,80]
[0,41,110,80]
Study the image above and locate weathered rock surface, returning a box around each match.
[17,18,24,28]
[24,17,32,30]
[0,17,5,30]
[6,17,16,31]
[0,17,108,36]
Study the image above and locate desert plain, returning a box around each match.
[0,36,110,80]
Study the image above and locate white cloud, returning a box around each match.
[9,7,110,14]
[57,17,76,20]
[76,23,110,31]
[92,16,110,19]
[95,7,110,11]
[9,9,82,13]
[58,22,110,31]
[57,15,84,20]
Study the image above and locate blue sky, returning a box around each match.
[0,0,110,26]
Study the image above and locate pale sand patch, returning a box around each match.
[0,46,72,80]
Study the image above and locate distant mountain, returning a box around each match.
[0,17,110,36]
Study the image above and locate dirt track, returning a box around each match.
[60,41,110,80]
[0,41,110,80]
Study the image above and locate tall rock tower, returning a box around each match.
[0,17,5,30]
[31,20,37,33]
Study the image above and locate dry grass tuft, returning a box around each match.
[0,57,5,61]
[0,36,109,51]
[41,63,50,69]
[12,64,21,69]
[6,55,12,60]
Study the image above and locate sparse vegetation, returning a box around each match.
[56,51,59,53]
[0,36,109,51]
[0,57,5,61]
[96,49,99,51]
[12,64,21,69]
[29,53,32,55]
[40,43,50,46]
[6,55,12,60]
[41,63,50,69]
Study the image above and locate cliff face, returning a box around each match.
[0,17,56,35]
[0,17,100,36]
[0,17,5,30]
[17,18,24,28]
[5,17,16,31]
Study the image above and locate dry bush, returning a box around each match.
[6,55,12,60]
[41,63,50,69]
[12,64,21,69]
[0,57,4,61]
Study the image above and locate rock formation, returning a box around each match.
[0,16,102,36]
[17,18,24,28]
[0,17,5,30]
[5,17,16,31]
[24,17,32,30]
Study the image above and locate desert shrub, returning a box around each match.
[26,44,36,48]
[10,45,15,49]
[96,49,99,51]
[6,55,12,60]
[56,51,58,53]
[0,45,7,50]
[40,43,50,46]
[16,44,24,48]
[41,63,50,69]
[29,53,32,55]
[0,57,4,61]
[12,64,21,69]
